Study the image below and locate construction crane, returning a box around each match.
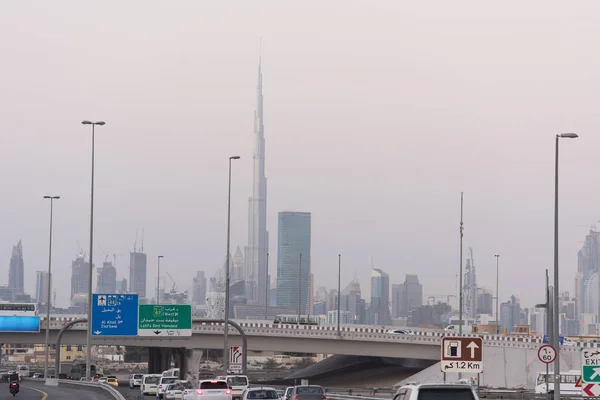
[166,272,177,293]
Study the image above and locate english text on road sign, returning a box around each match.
[440,337,483,373]
[230,345,243,369]
[582,349,600,383]
[583,383,600,397]
[537,345,556,364]
[92,294,139,337]
[138,304,192,337]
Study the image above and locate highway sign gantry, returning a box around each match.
[92,294,139,337]
[138,304,192,337]
[582,349,600,383]
[0,316,40,333]
[440,336,483,373]
[229,345,243,371]
[537,344,557,364]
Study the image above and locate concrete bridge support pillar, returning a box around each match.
[184,349,203,387]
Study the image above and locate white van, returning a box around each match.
[162,368,180,378]
[141,374,162,396]
[444,325,473,334]
[216,375,249,400]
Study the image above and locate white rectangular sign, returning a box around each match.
[229,345,243,369]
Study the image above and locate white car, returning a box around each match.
[387,329,413,335]
[165,381,194,400]
[157,376,179,399]
[394,383,479,400]
[130,373,144,389]
[241,388,279,400]
[183,380,232,400]
[215,375,248,400]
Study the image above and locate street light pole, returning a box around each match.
[224,155,240,373]
[265,252,269,320]
[156,256,164,304]
[553,132,578,400]
[337,254,341,334]
[43,195,59,380]
[82,120,105,382]
[495,254,500,334]
[458,192,464,336]
[297,253,302,327]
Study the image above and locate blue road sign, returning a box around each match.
[0,316,40,333]
[543,335,564,345]
[92,294,138,336]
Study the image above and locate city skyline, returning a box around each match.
[2,1,600,310]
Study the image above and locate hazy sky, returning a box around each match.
[2,1,600,310]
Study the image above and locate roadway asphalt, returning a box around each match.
[9,380,115,400]
[116,385,142,400]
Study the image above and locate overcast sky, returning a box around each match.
[2,1,600,310]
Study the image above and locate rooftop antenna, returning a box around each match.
[140,228,145,252]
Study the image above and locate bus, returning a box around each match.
[0,303,38,316]
[273,315,320,325]
[69,362,102,381]
[534,370,581,395]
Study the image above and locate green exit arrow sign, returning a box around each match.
[582,350,600,383]
[583,366,600,383]
[138,304,192,337]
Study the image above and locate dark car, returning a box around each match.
[291,386,327,400]
[58,373,71,380]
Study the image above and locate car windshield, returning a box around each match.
[248,390,279,399]
[134,374,143,379]
[296,387,324,395]
[227,376,248,386]
[107,378,116,382]
[417,388,475,400]
[145,376,160,384]
[200,381,229,389]
[162,377,177,384]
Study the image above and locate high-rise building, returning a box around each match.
[8,240,24,296]
[97,261,117,293]
[233,247,245,282]
[368,268,392,325]
[463,248,478,319]
[500,295,521,333]
[392,274,423,318]
[129,251,147,299]
[477,289,494,315]
[341,280,366,324]
[35,271,49,305]
[192,271,207,306]
[577,229,600,324]
[71,253,90,302]
[309,273,314,314]
[245,57,269,306]
[276,211,311,313]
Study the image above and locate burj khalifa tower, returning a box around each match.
[244,56,269,306]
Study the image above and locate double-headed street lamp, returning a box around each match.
[82,120,105,382]
[553,132,578,400]
[43,195,59,380]
[224,155,240,373]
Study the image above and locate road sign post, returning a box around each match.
[138,304,192,337]
[229,345,243,371]
[538,345,556,364]
[92,294,139,337]
[440,337,483,373]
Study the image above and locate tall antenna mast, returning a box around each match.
[459,192,464,336]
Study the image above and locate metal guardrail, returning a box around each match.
[56,379,126,400]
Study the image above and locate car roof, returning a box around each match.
[398,383,474,391]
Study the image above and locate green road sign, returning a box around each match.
[138,304,192,337]
[583,366,600,383]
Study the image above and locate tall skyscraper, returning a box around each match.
[192,271,207,306]
[35,271,49,305]
[97,261,117,293]
[368,268,392,325]
[245,56,269,306]
[71,253,90,301]
[276,211,311,313]
[392,274,423,318]
[233,247,245,282]
[463,248,478,318]
[8,240,24,296]
[129,251,147,298]
[500,295,521,333]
